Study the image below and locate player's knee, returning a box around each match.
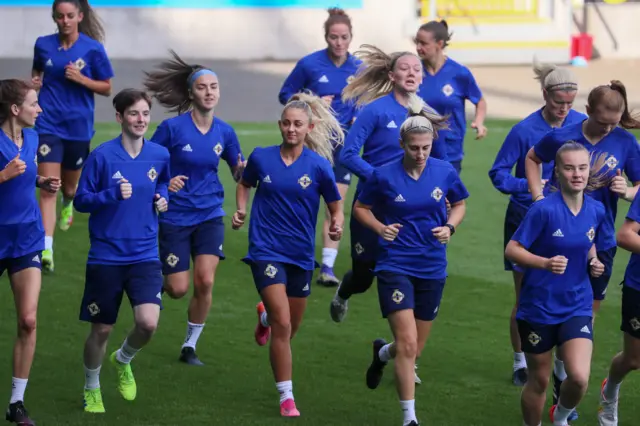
[527,369,549,393]
[566,370,589,392]
[267,311,292,338]
[135,317,158,337]
[623,351,640,371]
[62,186,76,200]
[395,336,418,359]
[164,278,189,299]
[90,324,113,343]
[17,313,37,335]
[193,273,214,296]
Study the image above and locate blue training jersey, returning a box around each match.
[417,58,482,162]
[242,145,341,270]
[151,113,244,227]
[32,33,114,141]
[623,195,640,292]
[74,137,170,265]
[489,108,586,209]
[278,49,360,131]
[533,121,640,250]
[0,129,44,258]
[358,158,469,280]
[513,191,605,324]
[339,93,448,190]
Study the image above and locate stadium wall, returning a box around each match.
[0,0,419,60]
[581,3,640,59]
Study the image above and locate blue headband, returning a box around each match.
[188,69,217,87]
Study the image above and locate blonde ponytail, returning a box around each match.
[399,93,449,140]
[284,92,344,165]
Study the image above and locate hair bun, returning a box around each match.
[327,7,346,16]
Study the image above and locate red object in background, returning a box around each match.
[571,33,593,60]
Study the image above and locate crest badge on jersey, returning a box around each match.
[147,166,158,182]
[74,58,86,70]
[347,75,355,84]
[605,155,618,169]
[431,187,443,202]
[442,84,454,97]
[298,174,312,189]
[214,143,223,156]
[586,226,596,242]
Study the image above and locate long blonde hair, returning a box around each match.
[342,44,418,107]
[400,93,449,141]
[283,92,344,165]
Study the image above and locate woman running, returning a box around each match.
[144,51,245,366]
[74,89,170,414]
[328,44,448,384]
[232,92,344,417]
[507,141,606,426]
[597,193,640,426]
[32,0,114,272]
[489,60,584,387]
[414,19,487,173]
[278,7,360,287]
[525,81,640,415]
[0,79,60,426]
[354,93,468,426]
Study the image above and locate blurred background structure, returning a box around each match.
[1,0,639,121]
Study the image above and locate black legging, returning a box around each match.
[337,259,376,300]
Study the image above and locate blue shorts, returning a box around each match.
[621,284,640,339]
[159,217,225,275]
[79,261,163,325]
[376,270,446,321]
[0,251,42,277]
[245,260,314,298]
[37,134,91,170]
[591,247,617,301]
[503,201,528,272]
[449,160,462,174]
[517,316,593,354]
[332,145,352,186]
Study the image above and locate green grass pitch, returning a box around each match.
[1,119,638,425]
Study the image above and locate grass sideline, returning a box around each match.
[1,118,638,425]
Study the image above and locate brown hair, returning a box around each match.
[143,50,209,114]
[112,88,152,115]
[324,7,352,37]
[0,79,33,126]
[342,44,419,106]
[417,19,452,48]
[587,80,640,129]
[52,0,105,43]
